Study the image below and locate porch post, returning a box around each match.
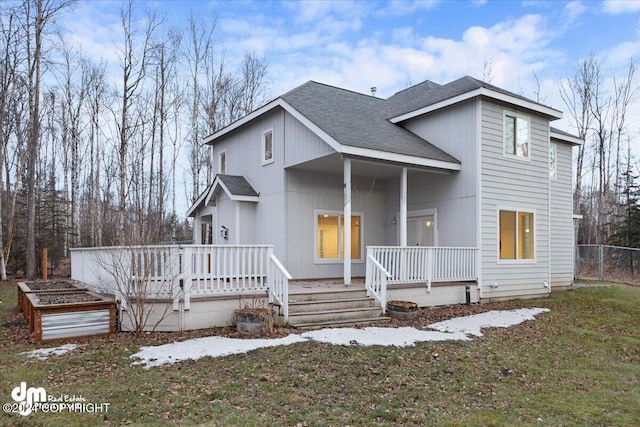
[400,167,407,246]
[344,158,352,285]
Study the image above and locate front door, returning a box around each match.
[407,215,435,246]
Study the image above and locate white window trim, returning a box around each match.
[497,206,537,264]
[314,209,365,264]
[218,150,227,174]
[549,142,558,180]
[261,128,274,166]
[503,110,531,161]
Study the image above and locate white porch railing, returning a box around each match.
[70,245,291,318]
[365,253,391,313]
[365,246,479,309]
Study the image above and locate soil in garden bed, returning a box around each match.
[34,292,103,305]
[25,281,82,291]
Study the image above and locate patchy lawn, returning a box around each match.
[1,281,639,426]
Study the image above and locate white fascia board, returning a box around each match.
[550,130,583,146]
[341,145,461,171]
[389,87,563,123]
[204,99,283,144]
[203,178,220,207]
[185,184,212,217]
[204,99,342,154]
[231,195,259,202]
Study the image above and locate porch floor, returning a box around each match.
[289,278,366,294]
[288,278,476,295]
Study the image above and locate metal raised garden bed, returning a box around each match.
[18,281,116,342]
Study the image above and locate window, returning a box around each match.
[504,113,529,158]
[218,150,226,174]
[499,210,534,260]
[316,212,362,261]
[262,129,274,165]
[549,143,557,178]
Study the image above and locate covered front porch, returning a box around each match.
[70,244,479,332]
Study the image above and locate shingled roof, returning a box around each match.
[185,174,258,217]
[386,76,562,120]
[205,75,570,168]
[280,81,460,165]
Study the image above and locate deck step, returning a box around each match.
[288,297,375,313]
[291,316,391,330]
[280,286,388,328]
[289,289,368,302]
[287,306,383,325]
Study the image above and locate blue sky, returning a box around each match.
[62,0,640,133]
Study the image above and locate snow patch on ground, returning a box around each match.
[129,308,549,368]
[427,308,550,337]
[21,343,81,360]
[301,326,470,346]
[131,335,307,368]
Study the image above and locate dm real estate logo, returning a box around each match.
[8,382,46,416]
[4,382,110,417]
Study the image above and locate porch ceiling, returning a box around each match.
[287,153,455,178]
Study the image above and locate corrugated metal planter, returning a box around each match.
[19,281,116,342]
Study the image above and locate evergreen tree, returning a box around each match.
[608,160,640,273]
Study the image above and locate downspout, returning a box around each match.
[547,125,552,294]
[476,99,483,299]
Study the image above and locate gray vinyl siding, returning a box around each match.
[285,169,386,279]
[284,111,336,167]
[550,141,574,288]
[209,109,287,258]
[397,99,479,247]
[480,101,550,298]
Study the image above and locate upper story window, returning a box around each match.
[504,112,529,158]
[549,143,557,178]
[262,128,274,165]
[218,150,226,174]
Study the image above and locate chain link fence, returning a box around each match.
[576,244,640,284]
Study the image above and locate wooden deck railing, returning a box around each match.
[70,245,291,315]
[365,247,479,307]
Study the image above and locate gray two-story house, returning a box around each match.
[187,76,581,308]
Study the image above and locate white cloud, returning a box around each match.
[562,1,588,24]
[602,0,640,14]
[380,0,440,16]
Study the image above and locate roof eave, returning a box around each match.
[204,99,284,144]
[550,130,583,146]
[342,145,461,171]
[389,87,563,123]
[185,184,213,217]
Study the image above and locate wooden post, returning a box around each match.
[42,248,48,281]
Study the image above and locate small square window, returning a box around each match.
[504,113,529,158]
[262,129,274,165]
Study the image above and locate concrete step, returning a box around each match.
[288,297,375,313]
